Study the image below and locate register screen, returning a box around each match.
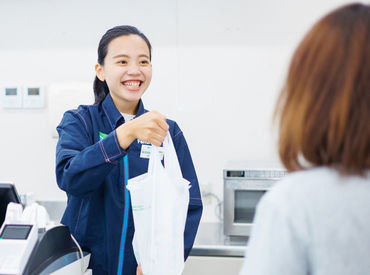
[0,224,32,240]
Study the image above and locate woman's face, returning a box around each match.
[96,34,152,113]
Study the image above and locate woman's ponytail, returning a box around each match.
[93,77,109,104]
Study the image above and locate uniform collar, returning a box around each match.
[135,98,146,117]
[101,93,146,129]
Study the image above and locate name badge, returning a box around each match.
[140,144,164,160]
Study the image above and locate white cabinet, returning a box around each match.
[183,256,244,275]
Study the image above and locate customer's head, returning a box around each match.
[275,3,370,175]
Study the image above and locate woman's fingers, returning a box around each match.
[130,111,169,145]
[146,132,166,146]
[156,116,170,132]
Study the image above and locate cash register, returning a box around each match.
[0,183,91,275]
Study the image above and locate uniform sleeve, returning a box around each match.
[56,110,126,197]
[239,191,309,275]
[172,122,203,260]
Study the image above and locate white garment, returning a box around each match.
[240,167,370,275]
[121,112,135,122]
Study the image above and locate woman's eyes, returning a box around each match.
[140,60,150,65]
[117,60,150,65]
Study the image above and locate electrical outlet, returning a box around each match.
[200,182,213,205]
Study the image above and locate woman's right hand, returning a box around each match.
[116,111,169,149]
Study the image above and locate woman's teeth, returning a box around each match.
[123,81,141,87]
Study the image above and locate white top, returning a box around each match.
[121,113,135,122]
[240,167,370,275]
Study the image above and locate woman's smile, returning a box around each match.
[122,80,142,91]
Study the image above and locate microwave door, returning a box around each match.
[234,190,266,224]
[224,187,267,237]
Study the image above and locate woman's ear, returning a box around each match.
[95,64,105,81]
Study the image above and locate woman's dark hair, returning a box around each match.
[93,25,152,104]
[274,3,370,175]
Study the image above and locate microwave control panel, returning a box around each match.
[224,169,288,180]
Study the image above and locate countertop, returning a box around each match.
[36,201,247,258]
[190,222,248,257]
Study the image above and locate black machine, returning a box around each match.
[0,182,22,227]
[23,225,90,275]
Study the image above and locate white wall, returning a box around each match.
[0,0,353,222]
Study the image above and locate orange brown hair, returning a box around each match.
[275,3,370,175]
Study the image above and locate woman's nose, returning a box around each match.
[127,63,140,75]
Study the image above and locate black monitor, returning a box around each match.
[0,183,21,227]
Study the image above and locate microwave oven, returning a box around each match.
[223,168,287,237]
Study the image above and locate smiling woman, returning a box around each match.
[95,34,152,114]
[55,25,202,275]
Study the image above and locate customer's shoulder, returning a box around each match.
[277,167,338,188]
[264,167,337,204]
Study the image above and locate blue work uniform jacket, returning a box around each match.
[55,93,203,275]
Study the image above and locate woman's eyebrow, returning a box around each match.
[112,54,129,59]
[112,54,149,59]
[138,54,150,59]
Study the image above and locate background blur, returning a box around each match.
[0,0,355,222]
